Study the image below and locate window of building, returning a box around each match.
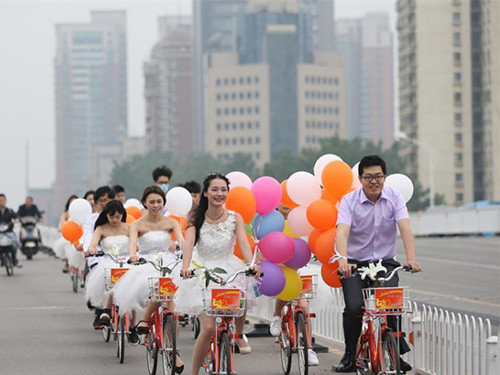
[454,72,462,85]
[247,92,251,99]
[453,32,461,45]
[232,138,237,145]
[455,132,462,142]
[239,92,244,99]
[247,77,251,84]
[224,123,229,130]
[248,137,253,144]
[255,121,260,129]
[455,112,462,125]
[454,92,462,105]
[255,137,260,144]
[232,93,236,100]
[217,139,221,145]
[255,91,260,99]
[232,123,237,129]
[216,123,221,131]
[232,108,237,115]
[224,139,229,145]
[455,173,463,182]
[255,106,260,114]
[246,122,251,129]
[247,107,252,114]
[254,76,260,84]
[240,122,245,129]
[223,78,228,85]
[453,52,461,65]
[453,12,461,24]
[239,108,244,114]
[255,152,260,159]
[216,109,221,115]
[240,137,244,144]
[231,78,236,85]
[239,77,243,84]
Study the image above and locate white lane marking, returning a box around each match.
[411,288,500,308]
[0,305,79,311]
[416,255,500,270]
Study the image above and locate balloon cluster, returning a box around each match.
[225,172,312,301]
[61,199,92,247]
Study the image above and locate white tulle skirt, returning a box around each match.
[84,257,130,308]
[113,251,179,315]
[65,243,86,270]
[174,254,257,315]
[53,237,68,259]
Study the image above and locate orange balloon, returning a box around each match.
[308,228,323,253]
[306,199,338,231]
[169,215,187,241]
[280,180,299,209]
[321,262,342,288]
[126,206,142,220]
[314,228,336,264]
[61,220,83,242]
[226,187,256,223]
[72,240,80,249]
[126,215,135,223]
[322,161,353,200]
[321,189,338,205]
[234,233,256,259]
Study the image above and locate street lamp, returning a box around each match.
[395,131,435,209]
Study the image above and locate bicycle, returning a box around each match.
[144,257,183,375]
[350,265,412,375]
[70,245,85,293]
[278,274,317,375]
[0,224,14,276]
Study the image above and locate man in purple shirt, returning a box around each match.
[334,155,422,373]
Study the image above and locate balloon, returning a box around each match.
[287,206,314,236]
[283,220,300,238]
[234,233,256,260]
[385,174,414,203]
[126,206,142,220]
[280,180,299,209]
[125,198,142,208]
[61,220,83,242]
[286,171,321,206]
[126,215,135,223]
[72,240,80,248]
[276,267,303,301]
[252,211,285,239]
[306,199,338,231]
[321,262,342,288]
[284,238,312,269]
[322,161,353,199]
[257,261,286,297]
[166,187,193,217]
[314,228,336,264]
[226,187,256,223]
[226,171,252,189]
[251,176,282,215]
[258,232,295,264]
[68,198,92,225]
[351,162,362,189]
[314,154,343,182]
[308,228,323,252]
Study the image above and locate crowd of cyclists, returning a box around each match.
[3,155,422,375]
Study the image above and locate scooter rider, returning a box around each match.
[17,196,43,220]
[0,194,22,268]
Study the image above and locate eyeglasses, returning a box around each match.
[361,174,385,182]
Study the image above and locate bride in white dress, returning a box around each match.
[179,173,262,375]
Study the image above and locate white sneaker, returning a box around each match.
[308,349,319,366]
[270,316,282,337]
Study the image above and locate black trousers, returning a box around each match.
[341,258,410,356]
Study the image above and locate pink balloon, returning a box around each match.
[258,232,295,264]
[287,206,314,236]
[287,171,321,206]
[226,171,252,189]
[251,176,282,215]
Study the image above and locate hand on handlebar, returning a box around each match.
[247,265,263,277]
[404,259,422,273]
[129,254,140,263]
[338,258,356,278]
[181,266,193,279]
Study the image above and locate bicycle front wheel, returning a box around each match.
[219,331,232,375]
[279,319,292,375]
[4,252,14,276]
[380,330,400,375]
[295,313,308,375]
[118,315,126,363]
[162,313,177,375]
[146,325,159,375]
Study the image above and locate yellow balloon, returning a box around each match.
[277,267,302,301]
[283,220,300,238]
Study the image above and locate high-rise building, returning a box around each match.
[336,13,394,148]
[144,22,194,160]
[54,10,127,204]
[397,0,500,204]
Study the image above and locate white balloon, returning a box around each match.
[351,162,362,189]
[166,187,193,217]
[313,154,343,182]
[287,206,314,236]
[68,198,92,225]
[287,171,321,206]
[226,171,252,189]
[385,174,414,203]
[125,198,142,209]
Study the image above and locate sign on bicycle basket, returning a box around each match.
[375,287,404,309]
[110,268,129,284]
[158,277,178,296]
[300,275,314,293]
[211,288,241,309]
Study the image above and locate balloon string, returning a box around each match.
[250,215,263,267]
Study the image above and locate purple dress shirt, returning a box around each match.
[336,186,409,262]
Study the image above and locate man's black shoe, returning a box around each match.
[333,352,356,372]
[93,315,103,330]
[400,357,412,373]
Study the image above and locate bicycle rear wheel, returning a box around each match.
[279,319,292,375]
[295,312,308,375]
[162,313,177,375]
[146,325,159,375]
[72,271,78,293]
[102,325,111,342]
[380,330,400,375]
[118,316,126,363]
[194,316,201,339]
[219,331,232,375]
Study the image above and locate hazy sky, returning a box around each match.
[0,0,395,207]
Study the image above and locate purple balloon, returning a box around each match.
[251,176,282,215]
[284,238,312,269]
[258,261,286,297]
[259,232,294,264]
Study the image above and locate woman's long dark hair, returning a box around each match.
[94,200,127,229]
[193,173,230,244]
[64,195,78,212]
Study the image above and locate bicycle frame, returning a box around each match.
[357,309,391,373]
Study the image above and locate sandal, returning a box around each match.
[135,320,149,335]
